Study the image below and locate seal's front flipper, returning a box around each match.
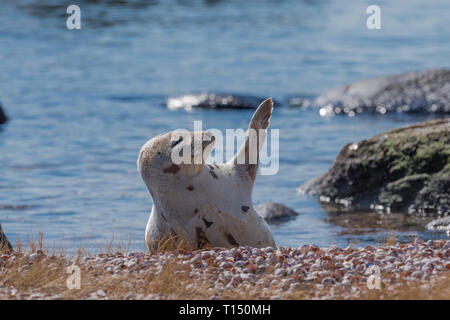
[231,98,273,182]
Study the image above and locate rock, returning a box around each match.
[166,93,275,110]
[0,102,8,124]
[426,216,450,232]
[303,69,450,116]
[0,224,13,253]
[299,119,450,216]
[255,202,299,224]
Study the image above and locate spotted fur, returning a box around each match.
[163,164,181,174]
[202,217,213,228]
[224,233,239,246]
[196,227,211,249]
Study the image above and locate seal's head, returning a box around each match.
[138,130,215,191]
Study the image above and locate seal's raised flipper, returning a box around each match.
[231,98,273,181]
[0,224,13,253]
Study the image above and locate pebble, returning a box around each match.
[0,240,448,300]
[255,256,265,265]
[275,268,286,276]
[96,290,106,298]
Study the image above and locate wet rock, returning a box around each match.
[324,211,428,237]
[303,69,450,116]
[256,202,299,224]
[426,216,450,232]
[0,224,13,253]
[299,119,450,216]
[0,102,8,124]
[166,93,274,110]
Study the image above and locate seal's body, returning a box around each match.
[138,98,276,250]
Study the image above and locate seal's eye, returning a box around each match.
[171,136,183,148]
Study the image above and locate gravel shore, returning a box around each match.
[1,239,449,300]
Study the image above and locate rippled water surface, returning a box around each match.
[1,0,449,252]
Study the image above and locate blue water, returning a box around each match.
[1,0,449,252]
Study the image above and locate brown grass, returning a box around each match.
[155,234,195,252]
[0,250,211,299]
[0,236,449,300]
[361,272,450,300]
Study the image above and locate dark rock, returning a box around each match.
[299,119,450,216]
[288,96,312,108]
[311,69,450,116]
[166,93,275,110]
[426,216,450,232]
[256,202,299,224]
[0,224,13,253]
[0,102,8,124]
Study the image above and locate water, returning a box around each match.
[0,0,449,252]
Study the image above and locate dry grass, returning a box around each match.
[0,235,449,300]
[1,251,216,299]
[155,234,195,252]
[0,235,204,299]
[361,272,450,300]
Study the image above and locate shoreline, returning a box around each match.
[0,240,449,300]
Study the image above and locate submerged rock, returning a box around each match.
[166,93,272,110]
[256,202,299,224]
[299,119,450,216]
[0,224,13,253]
[311,69,450,116]
[324,210,428,236]
[0,102,8,124]
[426,216,450,233]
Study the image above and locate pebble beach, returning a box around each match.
[1,239,449,300]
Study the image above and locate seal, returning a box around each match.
[138,98,276,250]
